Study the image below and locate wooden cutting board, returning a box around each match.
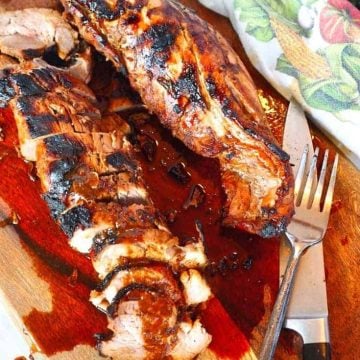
[0,2,359,359]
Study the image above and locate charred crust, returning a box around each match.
[205,77,217,98]
[260,217,288,238]
[56,73,74,90]
[32,68,55,86]
[25,114,58,138]
[261,207,277,217]
[145,24,176,52]
[16,96,35,114]
[80,0,125,20]
[42,192,66,220]
[0,78,15,108]
[92,228,119,254]
[49,158,76,184]
[31,68,57,89]
[174,65,204,105]
[106,152,137,171]
[107,284,159,318]
[158,64,204,107]
[9,74,45,96]
[221,98,238,120]
[244,127,290,162]
[22,48,45,60]
[96,261,162,292]
[136,207,157,225]
[59,205,92,238]
[205,77,237,119]
[123,13,140,25]
[266,143,290,162]
[48,158,76,195]
[173,104,182,114]
[140,24,178,69]
[44,134,85,158]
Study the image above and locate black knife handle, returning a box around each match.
[303,343,331,360]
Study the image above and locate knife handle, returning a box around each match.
[303,342,331,360]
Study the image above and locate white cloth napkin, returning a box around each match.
[199,0,360,168]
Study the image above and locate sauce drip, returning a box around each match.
[130,113,280,338]
[0,61,295,356]
[21,238,107,355]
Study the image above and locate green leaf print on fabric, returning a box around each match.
[277,43,360,114]
[235,0,275,41]
[234,0,315,41]
[299,75,360,112]
[303,0,319,5]
[268,1,302,27]
[275,54,299,78]
[299,45,360,113]
[342,44,360,85]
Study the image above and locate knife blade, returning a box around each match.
[281,99,331,359]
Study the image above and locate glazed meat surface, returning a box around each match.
[61,0,294,237]
[0,9,93,82]
[1,62,212,359]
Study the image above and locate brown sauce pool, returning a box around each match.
[0,63,295,357]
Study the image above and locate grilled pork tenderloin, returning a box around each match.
[0,8,92,82]
[60,0,295,238]
[1,61,212,359]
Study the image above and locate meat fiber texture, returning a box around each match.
[0,61,212,359]
[61,0,294,238]
[0,8,93,83]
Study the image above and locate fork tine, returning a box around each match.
[300,147,319,208]
[312,149,329,209]
[294,145,309,202]
[322,153,339,214]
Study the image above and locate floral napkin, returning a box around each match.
[199,0,360,168]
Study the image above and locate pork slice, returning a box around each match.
[90,264,183,312]
[0,9,77,60]
[180,269,212,306]
[66,45,93,83]
[93,228,208,279]
[169,319,212,360]
[12,96,80,160]
[99,293,178,360]
[99,301,147,360]
[93,228,177,278]
[62,0,294,237]
[3,61,97,106]
[51,196,158,254]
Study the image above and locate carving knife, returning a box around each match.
[281,99,331,359]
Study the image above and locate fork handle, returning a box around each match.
[259,243,306,360]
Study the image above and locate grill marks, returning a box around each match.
[10,73,46,96]
[4,62,211,359]
[80,0,126,20]
[4,63,147,252]
[0,77,15,107]
[63,0,294,237]
[139,23,178,70]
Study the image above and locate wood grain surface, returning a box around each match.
[0,1,359,360]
